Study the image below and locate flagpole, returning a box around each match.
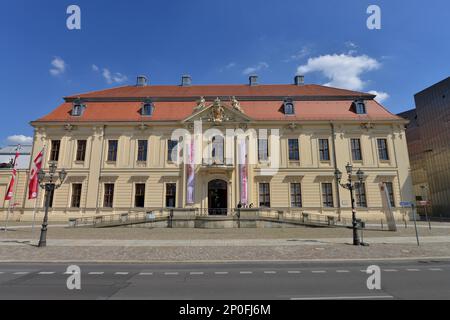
[4,145,20,233]
[31,145,46,234]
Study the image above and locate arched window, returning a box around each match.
[211,136,224,164]
[142,101,154,116]
[354,100,367,114]
[284,99,295,115]
[72,100,85,116]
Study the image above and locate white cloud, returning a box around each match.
[284,46,311,62]
[297,54,381,91]
[93,65,128,84]
[243,62,269,75]
[345,41,358,49]
[7,135,33,145]
[368,90,390,103]
[219,62,236,72]
[49,57,66,76]
[225,62,236,69]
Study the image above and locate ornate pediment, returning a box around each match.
[183,97,252,125]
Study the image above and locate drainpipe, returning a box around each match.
[330,122,342,220]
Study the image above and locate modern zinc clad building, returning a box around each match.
[1,75,414,222]
[400,77,450,218]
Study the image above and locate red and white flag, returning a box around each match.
[28,149,44,200]
[4,147,20,201]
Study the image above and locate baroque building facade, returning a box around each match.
[0,76,414,222]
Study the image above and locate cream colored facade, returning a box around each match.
[1,119,414,222]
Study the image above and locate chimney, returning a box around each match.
[136,75,148,87]
[294,75,304,86]
[181,75,192,86]
[249,75,258,86]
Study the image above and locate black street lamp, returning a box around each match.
[37,161,67,248]
[335,163,365,246]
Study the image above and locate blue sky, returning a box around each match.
[1,0,449,146]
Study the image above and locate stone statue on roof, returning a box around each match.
[194,96,206,112]
[231,96,244,113]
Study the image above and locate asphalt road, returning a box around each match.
[0,260,449,300]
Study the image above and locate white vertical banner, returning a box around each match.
[186,139,195,205]
[238,139,248,205]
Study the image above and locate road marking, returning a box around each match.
[291,295,394,300]
[429,268,443,272]
[383,269,398,272]
[38,272,55,275]
[164,272,179,276]
[406,269,421,272]
[240,271,253,274]
[13,272,29,275]
[312,271,327,274]
[0,272,4,274]
[115,272,129,275]
[264,271,277,274]
[215,272,229,275]
[336,270,350,273]
[139,272,153,276]
[190,272,204,275]
[89,272,105,275]
[288,271,301,274]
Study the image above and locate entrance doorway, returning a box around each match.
[208,179,228,215]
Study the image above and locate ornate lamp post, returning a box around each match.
[37,161,67,248]
[335,163,365,246]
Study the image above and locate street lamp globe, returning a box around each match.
[334,169,343,182]
[38,169,45,183]
[59,169,67,182]
[345,163,353,175]
[356,169,365,182]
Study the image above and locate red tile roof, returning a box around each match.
[34,84,404,123]
[65,84,374,99]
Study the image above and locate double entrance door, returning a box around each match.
[208,179,228,216]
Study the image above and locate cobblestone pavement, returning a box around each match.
[0,243,449,263]
[1,223,449,240]
[0,223,448,263]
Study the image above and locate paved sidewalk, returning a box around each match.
[1,236,450,247]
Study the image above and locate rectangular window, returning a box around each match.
[258,138,269,161]
[259,183,271,208]
[135,184,146,208]
[44,184,55,208]
[377,139,389,161]
[319,139,330,161]
[322,183,334,208]
[167,140,178,162]
[103,184,114,208]
[165,183,176,208]
[355,182,367,208]
[137,140,148,162]
[288,139,299,161]
[50,140,60,162]
[351,139,363,161]
[384,182,395,207]
[107,140,118,162]
[76,140,87,162]
[71,184,82,208]
[290,183,302,208]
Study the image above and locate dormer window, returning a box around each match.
[71,101,85,116]
[354,99,367,114]
[284,99,295,115]
[142,100,154,116]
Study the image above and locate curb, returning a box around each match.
[1,256,450,265]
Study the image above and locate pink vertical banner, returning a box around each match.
[186,140,195,204]
[239,140,248,205]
